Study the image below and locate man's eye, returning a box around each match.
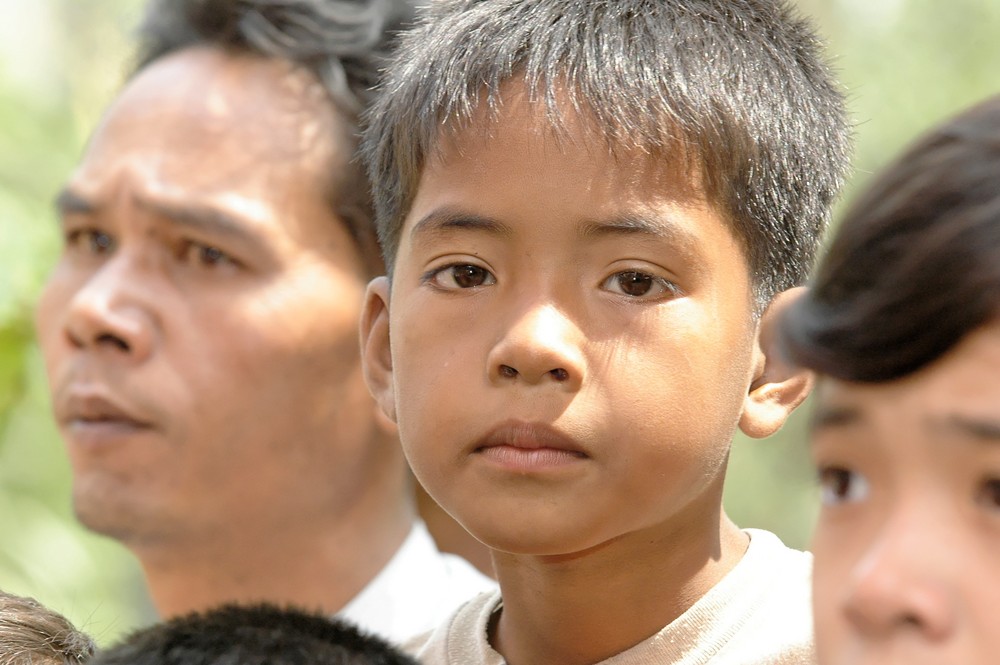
[975,478,1000,512]
[180,241,236,268]
[817,466,870,506]
[67,229,115,255]
[427,264,496,290]
[602,271,678,299]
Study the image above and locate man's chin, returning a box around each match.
[72,485,171,548]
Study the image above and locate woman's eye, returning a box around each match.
[428,264,496,290]
[602,271,678,299]
[975,478,1000,512]
[817,466,870,506]
[67,229,115,255]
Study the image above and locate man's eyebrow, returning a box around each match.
[54,188,96,216]
[810,404,861,433]
[409,208,513,243]
[942,415,1000,443]
[135,197,260,245]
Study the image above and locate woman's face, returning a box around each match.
[810,320,1000,665]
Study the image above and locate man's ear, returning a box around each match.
[360,276,397,424]
[739,287,814,439]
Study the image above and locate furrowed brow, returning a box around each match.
[135,197,260,246]
[54,188,96,217]
[409,208,513,246]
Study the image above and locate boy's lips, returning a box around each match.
[473,421,588,469]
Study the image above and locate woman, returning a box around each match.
[780,95,1000,665]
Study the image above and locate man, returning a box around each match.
[34,0,494,644]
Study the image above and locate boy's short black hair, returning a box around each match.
[87,603,420,665]
[780,95,1000,382]
[0,590,95,665]
[134,0,417,275]
[363,0,851,310]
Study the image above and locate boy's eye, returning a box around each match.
[427,264,496,290]
[975,478,1000,512]
[67,228,115,255]
[817,466,870,506]
[602,271,678,299]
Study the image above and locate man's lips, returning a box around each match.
[473,421,588,468]
[57,388,153,431]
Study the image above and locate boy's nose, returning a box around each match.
[487,303,584,390]
[63,257,156,364]
[842,514,957,644]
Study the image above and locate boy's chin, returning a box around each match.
[462,518,626,561]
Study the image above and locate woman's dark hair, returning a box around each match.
[781,94,1000,382]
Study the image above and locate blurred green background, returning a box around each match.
[1,0,998,646]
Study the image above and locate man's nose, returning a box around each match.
[842,508,957,644]
[486,303,585,390]
[63,255,156,363]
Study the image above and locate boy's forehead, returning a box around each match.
[427,77,708,205]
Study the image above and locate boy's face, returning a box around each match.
[810,320,1000,665]
[364,89,773,556]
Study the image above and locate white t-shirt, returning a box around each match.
[337,520,497,644]
[405,529,815,664]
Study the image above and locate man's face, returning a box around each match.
[36,47,384,547]
[364,88,766,557]
[811,320,1000,665]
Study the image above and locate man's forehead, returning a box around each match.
[97,46,342,166]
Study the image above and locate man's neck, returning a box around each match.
[137,497,414,618]
[490,512,747,665]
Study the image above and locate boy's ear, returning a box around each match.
[739,287,814,439]
[360,276,398,424]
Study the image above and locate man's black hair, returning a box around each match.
[134,0,417,274]
[88,603,420,665]
[363,0,851,311]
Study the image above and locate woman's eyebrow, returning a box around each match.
[809,404,861,434]
[940,415,1000,443]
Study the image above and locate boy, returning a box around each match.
[780,95,1000,665]
[88,603,419,665]
[0,590,95,665]
[360,1,850,662]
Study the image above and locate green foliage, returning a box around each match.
[0,0,152,645]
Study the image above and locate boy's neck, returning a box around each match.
[490,512,748,665]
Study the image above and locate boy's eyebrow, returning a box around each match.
[409,208,513,243]
[579,213,703,258]
[410,209,703,256]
